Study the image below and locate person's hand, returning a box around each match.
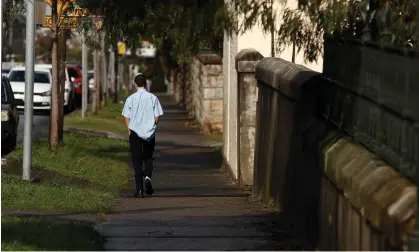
[128,129,131,136]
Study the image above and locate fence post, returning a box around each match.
[235,49,264,185]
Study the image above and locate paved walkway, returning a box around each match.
[95,95,310,251]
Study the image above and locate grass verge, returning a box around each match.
[65,102,127,136]
[2,133,130,213]
[1,216,103,251]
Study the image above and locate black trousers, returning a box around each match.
[129,131,155,193]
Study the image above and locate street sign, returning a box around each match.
[45,0,75,14]
[118,42,126,55]
[44,15,79,29]
[64,8,89,16]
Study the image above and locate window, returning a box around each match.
[88,72,94,81]
[8,70,51,83]
[34,72,50,83]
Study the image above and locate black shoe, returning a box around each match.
[144,177,154,195]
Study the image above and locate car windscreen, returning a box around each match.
[1,81,8,103]
[8,70,50,83]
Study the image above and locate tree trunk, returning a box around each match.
[92,32,101,114]
[96,43,102,111]
[113,46,119,103]
[124,58,129,96]
[101,32,107,106]
[92,48,99,114]
[58,31,66,142]
[49,0,60,150]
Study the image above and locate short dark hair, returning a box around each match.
[133,74,146,87]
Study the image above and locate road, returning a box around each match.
[1,112,50,159]
[16,112,51,145]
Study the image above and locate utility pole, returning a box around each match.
[81,31,88,119]
[22,0,36,181]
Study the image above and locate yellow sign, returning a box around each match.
[44,16,79,29]
[45,0,75,14]
[64,8,89,16]
[118,42,126,55]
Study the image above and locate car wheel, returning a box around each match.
[2,131,17,154]
[11,130,17,151]
[69,94,75,112]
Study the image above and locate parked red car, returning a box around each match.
[66,64,83,106]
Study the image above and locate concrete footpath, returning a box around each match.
[95,95,310,250]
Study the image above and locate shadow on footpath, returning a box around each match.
[1,215,103,251]
[4,211,313,250]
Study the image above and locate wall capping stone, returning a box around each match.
[321,133,416,248]
[255,57,322,100]
[235,49,264,73]
[197,53,222,65]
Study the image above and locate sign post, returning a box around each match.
[22,0,36,181]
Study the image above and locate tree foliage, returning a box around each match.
[3,0,418,64]
[225,0,418,62]
[75,0,418,65]
[76,0,225,66]
[2,0,26,27]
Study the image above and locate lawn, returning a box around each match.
[65,101,127,136]
[1,216,103,251]
[2,133,130,213]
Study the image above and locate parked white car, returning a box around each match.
[35,64,75,111]
[2,68,10,77]
[8,66,53,111]
[88,70,95,91]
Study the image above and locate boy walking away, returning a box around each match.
[122,73,164,197]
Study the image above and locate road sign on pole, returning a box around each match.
[64,8,89,16]
[44,15,79,28]
[45,0,74,14]
[22,0,36,181]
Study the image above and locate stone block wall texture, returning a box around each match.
[174,65,184,105]
[253,39,418,250]
[196,54,223,133]
[172,53,224,133]
[232,48,264,186]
